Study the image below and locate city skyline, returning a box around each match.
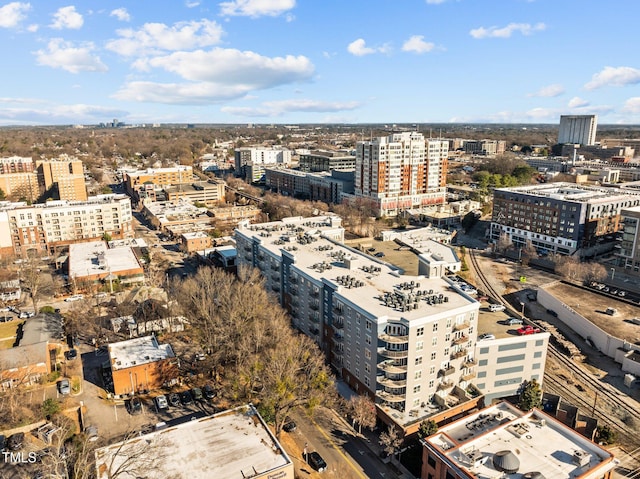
[1,0,640,126]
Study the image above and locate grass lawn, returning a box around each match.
[0,320,24,349]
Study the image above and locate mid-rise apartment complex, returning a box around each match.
[298,149,356,172]
[36,156,87,201]
[0,156,34,174]
[490,183,640,255]
[235,216,548,434]
[0,172,40,202]
[558,114,598,146]
[234,147,292,183]
[0,194,133,257]
[353,132,447,217]
[124,166,193,203]
[618,205,640,273]
[462,139,507,156]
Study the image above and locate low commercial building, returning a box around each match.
[417,240,461,278]
[124,166,193,204]
[107,335,177,396]
[142,200,212,234]
[164,179,226,206]
[68,241,144,285]
[298,149,356,172]
[180,231,212,253]
[421,401,617,479]
[95,405,294,479]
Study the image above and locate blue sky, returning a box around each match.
[1,0,640,126]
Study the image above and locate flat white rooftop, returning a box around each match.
[108,335,174,371]
[68,241,141,279]
[427,402,617,479]
[95,406,292,479]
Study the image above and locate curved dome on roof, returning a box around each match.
[493,450,520,474]
[523,473,546,479]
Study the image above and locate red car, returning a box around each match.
[517,325,541,335]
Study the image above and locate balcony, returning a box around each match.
[377,376,407,388]
[461,372,476,381]
[463,358,477,368]
[453,321,470,331]
[271,284,280,292]
[311,290,320,298]
[379,333,409,345]
[332,316,344,329]
[376,390,405,403]
[437,380,454,391]
[438,366,456,378]
[310,303,320,311]
[308,314,320,324]
[243,246,252,252]
[378,360,407,373]
[333,334,344,343]
[290,287,298,296]
[452,335,469,345]
[378,348,409,359]
[451,349,468,360]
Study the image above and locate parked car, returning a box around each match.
[126,397,142,415]
[283,419,297,432]
[154,395,168,411]
[19,311,35,318]
[191,387,203,401]
[168,393,181,408]
[506,317,523,326]
[65,349,77,360]
[203,384,216,400]
[307,451,327,472]
[180,390,193,405]
[478,333,496,341]
[65,294,84,302]
[517,325,541,335]
[374,252,385,258]
[7,432,24,451]
[489,304,506,312]
[84,425,99,442]
[57,378,71,395]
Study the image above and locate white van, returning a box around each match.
[489,304,506,312]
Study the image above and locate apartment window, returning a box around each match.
[415,357,423,365]
[430,352,436,361]
[416,341,424,351]
[429,365,435,375]
[365,335,371,345]
[432,337,437,346]
[428,379,434,389]
[417,327,424,336]
[366,320,372,331]
[415,370,422,380]
[432,323,438,332]
[413,385,421,394]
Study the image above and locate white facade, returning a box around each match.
[558,114,598,145]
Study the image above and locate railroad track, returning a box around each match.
[468,249,640,447]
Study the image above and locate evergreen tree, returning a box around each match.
[417,419,438,439]
[518,378,542,411]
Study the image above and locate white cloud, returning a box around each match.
[110,8,130,22]
[568,96,589,108]
[623,97,640,113]
[0,2,31,28]
[34,38,107,73]
[221,99,360,117]
[528,84,564,98]
[584,66,640,90]
[219,0,295,17]
[106,19,224,57]
[114,48,314,104]
[186,1,200,7]
[347,38,389,56]
[0,102,127,125]
[401,35,435,54]
[470,22,545,39]
[425,0,447,3]
[50,6,84,30]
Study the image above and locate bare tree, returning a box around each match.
[349,395,377,434]
[379,424,403,462]
[94,431,169,479]
[20,250,55,312]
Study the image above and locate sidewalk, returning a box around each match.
[334,379,417,478]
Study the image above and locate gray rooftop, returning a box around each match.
[69,241,141,279]
[108,335,174,371]
[95,405,292,479]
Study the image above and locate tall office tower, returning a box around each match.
[558,115,598,145]
[36,156,87,201]
[355,132,447,217]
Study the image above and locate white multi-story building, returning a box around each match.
[558,114,598,145]
[352,132,447,217]
[0,194,133,257]
[234,147,292,183]
[618,205,640,274]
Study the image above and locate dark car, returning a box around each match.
[283,419,296,432]
[203,384,216,400]
[65,349,77,360]
[191,387,203,401]
[546,309,558,317]
[7,432,24,451]
[126,397,142,415]
[180,390,193,405]
[307,451,327,472]
[168,393,181,407]
[0,434,5,452]
[374,252,385,258]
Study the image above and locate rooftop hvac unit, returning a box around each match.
[572,450,591,467]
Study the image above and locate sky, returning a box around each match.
[1,0,640,126]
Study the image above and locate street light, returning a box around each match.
[610,268,615,281]
[520,301,525,318]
